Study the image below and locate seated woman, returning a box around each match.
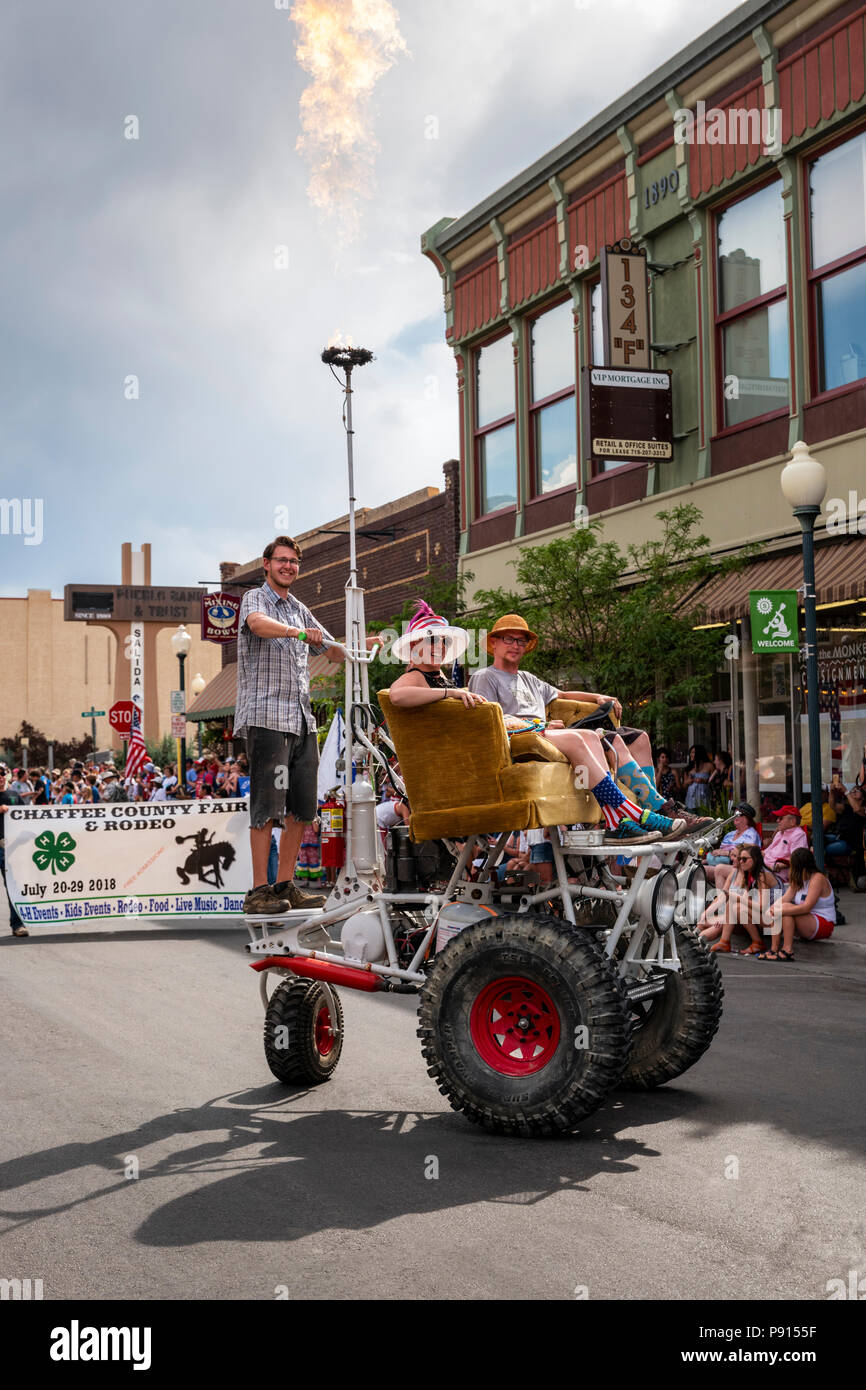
[697,843,743,940]
[389,604,677,846]
[759,847,835,961]
[699,845,780,954]
[824,785,866,890]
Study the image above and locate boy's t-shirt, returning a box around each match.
[468,667,560,719]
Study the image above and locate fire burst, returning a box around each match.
[291,0,409,244]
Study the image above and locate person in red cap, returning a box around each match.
[762,805,808,882]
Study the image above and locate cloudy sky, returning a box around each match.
[1,0,739,597]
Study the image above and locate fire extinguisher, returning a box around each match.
[320,797,346,869]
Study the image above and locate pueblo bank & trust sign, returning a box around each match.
[64,584,203,623]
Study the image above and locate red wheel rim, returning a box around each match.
[469,976,561,1076]
[314,1002,336,1056]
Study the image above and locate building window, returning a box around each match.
[474,333,516,514]
[529,300,576,493]
[808,129,866,393]
[587,281,627,473]
[716,180,789,428]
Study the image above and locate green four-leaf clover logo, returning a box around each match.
[32,830,77,874]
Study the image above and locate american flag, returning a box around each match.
[124,703,148,780]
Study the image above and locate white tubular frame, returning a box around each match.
[246,825,716,1006]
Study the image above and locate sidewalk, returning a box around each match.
[3,879,865,979]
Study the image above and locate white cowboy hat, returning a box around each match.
[390,600,470,665]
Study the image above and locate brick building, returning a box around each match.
[421,0,866,802]
[186,463,460,734]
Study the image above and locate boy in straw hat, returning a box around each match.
[468,614,694,843]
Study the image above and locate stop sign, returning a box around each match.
[109,701,135,738]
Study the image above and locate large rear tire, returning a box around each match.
[417,914,631,1136]
[619,923,723,1090]
[264,977,344,1085]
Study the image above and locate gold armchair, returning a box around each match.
[378,692,617,842]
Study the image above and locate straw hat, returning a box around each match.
[391,600,470,664]
[486,613,538,654]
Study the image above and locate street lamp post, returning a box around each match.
[171,625,192,793]
[780,441,827,870]
[191,673,206,757]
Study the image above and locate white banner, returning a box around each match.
[6,801,250,927]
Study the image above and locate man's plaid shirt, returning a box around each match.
[234,582,334,740]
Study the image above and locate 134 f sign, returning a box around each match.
[600,238,650,369]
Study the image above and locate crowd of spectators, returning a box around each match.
[0,751,250,807]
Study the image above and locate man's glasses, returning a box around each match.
[499,636,528,648]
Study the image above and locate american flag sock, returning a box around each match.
[590,773,643,830]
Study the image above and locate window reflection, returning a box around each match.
[722,300,789,426]
[810,130,866,269]
[535,396,576,492]
[476,335,514,426]
[479,424,517,512]
[531,301,574,401]
[816,261,866,391]
[717,183,785,312]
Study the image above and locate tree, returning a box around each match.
[468,504,751,740]
[0,720,93,769]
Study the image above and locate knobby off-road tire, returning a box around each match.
[263,977,344,1085]
[417,914,631,1137]
[619,923,723,1090]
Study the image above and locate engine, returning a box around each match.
[384,826,454,895]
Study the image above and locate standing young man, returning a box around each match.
[234,535,377,915]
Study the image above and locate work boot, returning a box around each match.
[658,800,717,834]
[243,884,291,916]
[273,880,328,910]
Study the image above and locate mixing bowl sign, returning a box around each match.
[201,591,240,642]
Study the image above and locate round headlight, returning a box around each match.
[678,862,707,925]
[650,868,678,934]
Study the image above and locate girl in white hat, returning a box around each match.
[388,601,485,709]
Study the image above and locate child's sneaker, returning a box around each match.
[602,818,661,845]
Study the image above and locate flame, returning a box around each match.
[291,0,409,243]
[327,330,354,348]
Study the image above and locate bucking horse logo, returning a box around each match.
[175,829,236,888]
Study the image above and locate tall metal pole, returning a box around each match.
[178,653,187,794]
[796,505,824,870]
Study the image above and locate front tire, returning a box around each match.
[619,923,723,1090]
[264,977,344,1085]
[418,914,631,1136]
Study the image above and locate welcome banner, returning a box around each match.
[6,801,251,927]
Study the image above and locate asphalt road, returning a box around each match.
[1,894,864,1302]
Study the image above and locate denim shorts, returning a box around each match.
[530,843,554,864]
[246,726,319,829]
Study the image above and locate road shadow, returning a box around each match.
[0,1083,705,1248]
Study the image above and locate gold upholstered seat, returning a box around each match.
[378,692,619,842]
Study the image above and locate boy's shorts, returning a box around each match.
[246,726,319,829]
